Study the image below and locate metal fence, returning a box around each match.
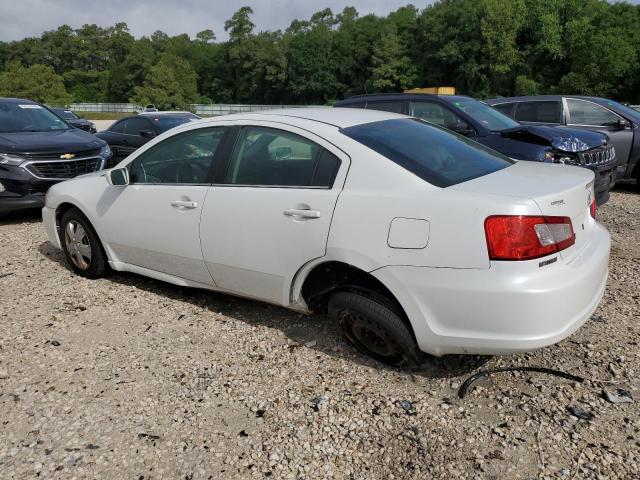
[70,103,141,113]
[69,102,322,115]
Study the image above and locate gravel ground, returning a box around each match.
[0,187,638,479]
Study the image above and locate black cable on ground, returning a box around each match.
[458,366,585,399]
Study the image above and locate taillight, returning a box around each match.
[590,199,596,219]
[485,215,575,261]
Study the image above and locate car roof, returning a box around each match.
[138,111,196,116]
[485,95,617,104]
[336,93,474,104]
[0,97,39,105]
[210,107,408,128]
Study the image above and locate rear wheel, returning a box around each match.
[60,208,107,279]
[328,290,421,368]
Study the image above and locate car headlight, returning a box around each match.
[99,144,112,158]
[550,136,590,153]
[0,152,25,166]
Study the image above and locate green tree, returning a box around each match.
[369,22,416,92]
[0,62,71,104]
[130,54,198,109]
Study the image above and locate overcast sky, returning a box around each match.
[0,1,436,42]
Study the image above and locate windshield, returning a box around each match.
[0,103,69,133]
[449,98,520,131]
[342,118,513,188]
[148,115,196,132]
[54,109,80,120]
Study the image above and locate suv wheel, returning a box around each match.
[60,208,107,278]
[328,290,421,368]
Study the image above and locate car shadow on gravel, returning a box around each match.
[0,209,42,225]
[38,240,490,380]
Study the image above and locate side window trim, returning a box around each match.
[565,98,623,127]
[216,125,340,190]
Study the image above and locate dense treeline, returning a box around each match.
[0,0,639,108]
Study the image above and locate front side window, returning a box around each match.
[567,99,621,126]
[515,101,562,124]
[0,102,69,133]
[492,103,515,118]
[342,118,513,188]
[129,127,224,184]
[124,117,152,135]
[224,126,340,188]
[410,101,474,135]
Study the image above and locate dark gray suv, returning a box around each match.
[485,96,640,184]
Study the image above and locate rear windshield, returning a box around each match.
[341,118,513,187]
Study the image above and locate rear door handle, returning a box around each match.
[283,208,321,219]
[171,200,198,209]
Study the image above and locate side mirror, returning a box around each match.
[452,123,475,136]
[107,167,129,186]
[618,119,632,130]
[140,130,156,138]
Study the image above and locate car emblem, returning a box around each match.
[60,153,75,160]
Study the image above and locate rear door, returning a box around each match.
[565,98,634,168]
[199,122,349,306]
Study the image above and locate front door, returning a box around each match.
[566,98,634,176]
[100,126,226,284]
[200,123,348,305]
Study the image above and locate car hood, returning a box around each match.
[500,125,608,152]
[0,129,105,155]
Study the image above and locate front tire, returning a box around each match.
[60,208,107,278]
[328,291,421,369]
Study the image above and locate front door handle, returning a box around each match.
[283,208,321,219]
[171,200,198,209]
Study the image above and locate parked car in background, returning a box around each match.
[43,108,609,366]
[50,107,97,133]
[485,96,640,185]
[96,111,200,166]
[335,94,616,205]
[143,104,158,112]
[0,97,112,214]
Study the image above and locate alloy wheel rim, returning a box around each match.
[64,220,92,270]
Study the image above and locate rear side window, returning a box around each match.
[515,101,562,124]
[225,126,340,188]
[342,118,512,188]
[366,101,408,115]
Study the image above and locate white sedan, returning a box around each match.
[42,108,610,367]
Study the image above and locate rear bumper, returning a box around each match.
[373,223,611,356]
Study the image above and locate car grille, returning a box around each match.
[25,158,102,179]
[22,149,101,160]
[578,145,616,166]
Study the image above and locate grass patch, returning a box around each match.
[75,111,132,120]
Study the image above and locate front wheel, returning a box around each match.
[328,291,422,369]
[60,208,107,279]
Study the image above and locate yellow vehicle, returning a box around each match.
[404,86,456,95]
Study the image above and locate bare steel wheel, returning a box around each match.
[64,220,92,270]
[60,207,107,278]
[328,290,421,369]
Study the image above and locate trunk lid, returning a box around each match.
[451,161,595,263]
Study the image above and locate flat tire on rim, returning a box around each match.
[328,290,421,368]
